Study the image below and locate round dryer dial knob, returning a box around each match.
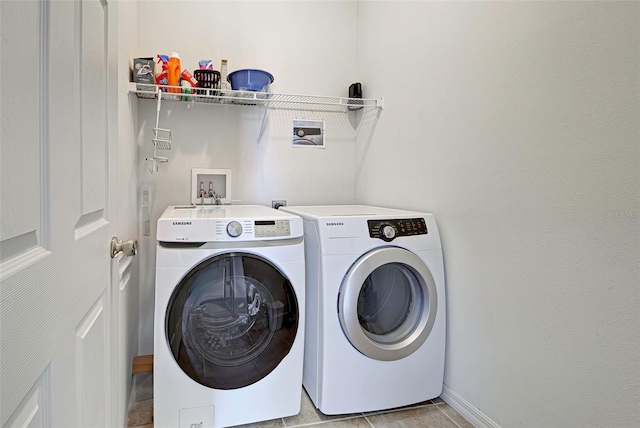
[381,224,396,241]
[226,221,243,238]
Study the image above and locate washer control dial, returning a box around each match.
[381,224,396,241]
[226,221,243,238]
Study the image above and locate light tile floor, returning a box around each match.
[127,375,473,428]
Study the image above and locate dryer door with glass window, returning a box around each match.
[165,252,299,390]
[338,247,437,361]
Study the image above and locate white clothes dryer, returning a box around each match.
[279,205,445,415]
[154,205,305,428]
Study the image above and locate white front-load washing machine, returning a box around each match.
[154,205,305,428]
[279,205,446,415]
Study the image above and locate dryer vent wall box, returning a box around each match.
[293,119,325,148]
[191,168,232,204]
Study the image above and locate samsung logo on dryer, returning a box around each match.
[326,222,344,226]
[172,221,192,226]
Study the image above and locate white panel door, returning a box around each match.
[0,0,133,426]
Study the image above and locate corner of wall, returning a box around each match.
[441,384,501,428]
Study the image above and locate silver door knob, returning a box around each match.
[110,237,138,258]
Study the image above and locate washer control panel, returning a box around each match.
[254,220,291,238]
[368,218,428,242]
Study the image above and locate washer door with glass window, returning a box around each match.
[338,247,437,361]
[165,252,299,390]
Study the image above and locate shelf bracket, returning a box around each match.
[355,104,382,137]
[354,98,383,148]
[256,98,272,147]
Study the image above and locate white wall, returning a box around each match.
[133,0,359,353]
[356,1,639,427]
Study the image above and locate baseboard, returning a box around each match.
[440,384,501,428]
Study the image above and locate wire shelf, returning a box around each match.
[129,82,383,113]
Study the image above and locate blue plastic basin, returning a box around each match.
[227,69,274,91]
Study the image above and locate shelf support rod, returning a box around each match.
[355,103,383,148]
[155,89,163,126]
[256,99,272,147]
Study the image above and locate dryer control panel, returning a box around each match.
[368,218,428,242]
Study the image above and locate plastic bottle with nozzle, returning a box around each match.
[168,52,181,97]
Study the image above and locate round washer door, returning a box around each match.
[165,252,299,390]
[338,247,437,361]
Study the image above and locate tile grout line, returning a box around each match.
[286,401,440,428]
[283,413,368,428]
[361,401,437,418]
[435,403,464,428]
[361,401,443,428]
[363,414,375,428]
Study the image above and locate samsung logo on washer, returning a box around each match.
[326,222,344,226]
[172,221,192,226]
